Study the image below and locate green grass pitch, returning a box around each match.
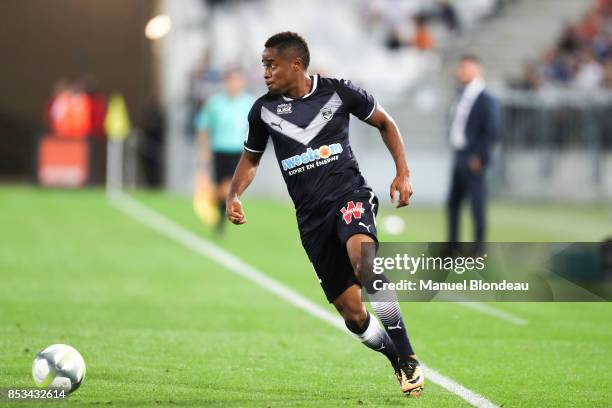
[0,186,610,407]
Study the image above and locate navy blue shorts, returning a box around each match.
[299,188,379,303]
[212,152,241,183]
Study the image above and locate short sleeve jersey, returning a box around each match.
[244,75,377,227]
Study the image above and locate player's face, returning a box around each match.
[262,47,298,94]
[456,60,482,85]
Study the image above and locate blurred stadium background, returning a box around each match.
[2,0,611,203]
[1,0,611,407]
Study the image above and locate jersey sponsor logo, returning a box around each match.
[320,106,333,121]
[281,143,343,171]
[276,103,292,115]
[341,201,364,224]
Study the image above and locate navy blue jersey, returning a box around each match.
[244,75,377,232]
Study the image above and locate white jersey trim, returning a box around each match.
[362,102,377,121]
[244,146,264,153]
[282,74,319,101]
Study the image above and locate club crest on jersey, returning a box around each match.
[276,103,292,115]
[341,201,364,224]
[320,106,333,121]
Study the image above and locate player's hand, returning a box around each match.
[226,196,246,225]
[390,172,413,208]
[468,155,482,175]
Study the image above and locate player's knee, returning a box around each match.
[353,253,376,284]
[342,305,367,329]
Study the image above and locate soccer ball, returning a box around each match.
[381,215,406,235]
[32,344,86,393]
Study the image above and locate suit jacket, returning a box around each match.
[456,90,500,167]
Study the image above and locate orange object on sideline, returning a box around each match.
[193,172,219,226]
[38,135,89,187]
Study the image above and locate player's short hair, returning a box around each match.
[264,32,310,69]
[460,54,481,64]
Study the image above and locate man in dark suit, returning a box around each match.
[447,55,500,253]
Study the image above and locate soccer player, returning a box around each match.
[226,32,424,396]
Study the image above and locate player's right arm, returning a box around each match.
[227,151,263,224]
[226,100,269,225]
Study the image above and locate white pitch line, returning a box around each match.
[455,302,528,326]
[434,284,528,326]
[108,191,499,408]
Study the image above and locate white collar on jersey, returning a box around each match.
[282,74,318,101]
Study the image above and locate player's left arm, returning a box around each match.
[366,106,413,208]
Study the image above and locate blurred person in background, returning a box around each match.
[187,51,223,140]
[83,76,107,138]
[490,0,518,17]
[140,93,166,188]
[44,80,69,132]
[385,27,403,51]
[195,68,254,233]
[410,14,435,51]
[573,49,604,89]
[539,46,575,83]
[603,59,612,150]
[47,80,92,139]
[516,0,612,88]
[558,24,582,55]
[510,61,544,91]
[604,59,612,88]
[83,76,108,184]
[437,0,460,32]
[447,55,500,254]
